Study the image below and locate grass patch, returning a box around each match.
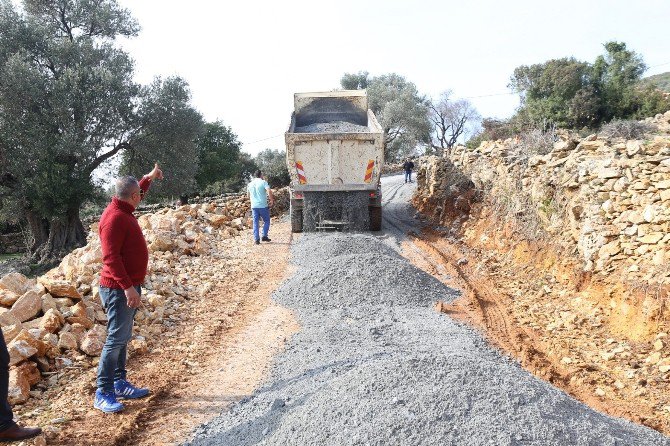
[0,253,22,262]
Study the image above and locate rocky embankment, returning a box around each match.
[413,111,670,432]
[0,190,287,407]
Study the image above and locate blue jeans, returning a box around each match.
[252,207,270,241]
[405,170,412,182]
[96,286,138,393]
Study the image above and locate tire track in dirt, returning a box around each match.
[380,174,661,434]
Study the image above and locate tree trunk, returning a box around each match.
[26,208,86,265]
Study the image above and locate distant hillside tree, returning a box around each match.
[429,91,481,154]
[195,121,257,195]
[0,0,201,263]
[510,57,597,128]
[509,41,670,129]
[254,149,290,188]
[640,71,670,93]
[340,71,370,90]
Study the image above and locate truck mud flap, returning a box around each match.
[369,206,382,231]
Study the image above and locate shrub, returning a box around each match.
[511,125,559,158]
[599,119,656,140]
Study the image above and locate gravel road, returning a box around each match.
[186,175,669,445]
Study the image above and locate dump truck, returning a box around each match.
[285,90,384,232]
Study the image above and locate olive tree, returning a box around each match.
[0,0,202,263]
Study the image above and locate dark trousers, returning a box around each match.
[0,333,14,430]
[404,170,412,182]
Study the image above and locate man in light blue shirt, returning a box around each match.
[247,170,274,244]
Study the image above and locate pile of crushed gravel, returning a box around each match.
[294,121,369,133]
[292,233,397,267]
[187,233,670,446]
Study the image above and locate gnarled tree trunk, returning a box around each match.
[26,208,86,265]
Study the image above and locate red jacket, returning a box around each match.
[99,177,152,290]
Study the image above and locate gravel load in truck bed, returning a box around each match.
[293,121,370,133]
[186,230,670,446]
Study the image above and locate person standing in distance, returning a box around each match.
[248,170,274,245]
[403,158,415,183]
[94,163,163,413]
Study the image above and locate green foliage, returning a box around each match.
[640,71,670,92]
[194,121,253,195]
[119,76,203,201]
[509,41,670,130]
[510,57,598,128]
[254,149,289,188]
[340,72,431,161]
[0,0,202,258]
[340,71,369,90]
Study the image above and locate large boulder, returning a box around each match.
[12,330,48,357]
[70,302,88,319]
[0,273,31,296]
[80,325,107,356]
[0,290,19,307]
[39,309,64,333]
[15,361,41,386]
[7,340,38,366]
[65,315,94,330]
[0,312,21,329]
[38,278,81,300]
[53,297,75,309]
[1,324,21,344]
[8,290,42,323]
[41,294,58,314]
[149,233,174,253]
[57,332,78,351]
[7,368,30,404]
[208,214,229,228]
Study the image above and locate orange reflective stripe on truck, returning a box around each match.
[296,161,307,184]
[364,160,375,183]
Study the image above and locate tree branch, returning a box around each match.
[59,6,74,42]
[85,141,131,176]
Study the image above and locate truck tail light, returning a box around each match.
[294,192,304,199]
[369,192,376,198]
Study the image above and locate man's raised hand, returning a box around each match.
[149,163,163,180]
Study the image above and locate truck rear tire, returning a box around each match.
[291,208,303,233]
[369,206,382,231]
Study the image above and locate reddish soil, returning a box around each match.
[400,223,670,435]
[14,222,298,445]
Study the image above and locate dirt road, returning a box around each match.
[186,175,669,445]
[17,175,670,445]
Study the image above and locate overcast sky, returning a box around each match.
[116,0,670,156]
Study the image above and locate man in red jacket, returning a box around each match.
[94,163,163,413]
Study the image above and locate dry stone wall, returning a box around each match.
[415,111,670,286]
